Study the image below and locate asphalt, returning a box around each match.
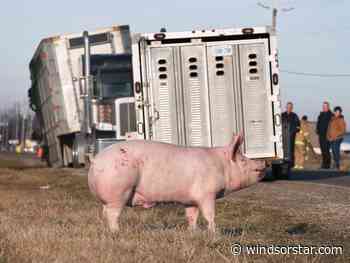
[288,169,350,188]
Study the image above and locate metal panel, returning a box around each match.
[180,45,211,147]
[55,39,82,133]
[206,44,238,146]
[132,35,149,140]
[95,138,120,154]
[269,34,284,159]
[115,97,137,140]
[149,47,180,144]
[239,41,275,157]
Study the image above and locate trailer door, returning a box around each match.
[206,44,241,147]
[143,38,276,158]
[206,40,275,158]
[148,47,181,144]
[239,41,275,158]
[180,45,211,147]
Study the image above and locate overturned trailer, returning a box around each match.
[29,25,136,167]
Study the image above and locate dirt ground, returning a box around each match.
[0,153,349,263]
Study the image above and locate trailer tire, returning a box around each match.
[72,134,86,168]
[62,143,73,167]
[271,162,290,180]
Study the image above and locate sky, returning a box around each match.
[0,0,349,127]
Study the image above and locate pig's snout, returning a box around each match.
[255,160,266,171]
[254,160,266,179]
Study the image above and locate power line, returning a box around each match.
[280,70,350,78]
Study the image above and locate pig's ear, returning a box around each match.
[230,133,243,161]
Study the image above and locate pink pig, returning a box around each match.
[88,134,265,232]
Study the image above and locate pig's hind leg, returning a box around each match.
[103,190,133,233]
[103,204,122,232]
[198,197,216,233]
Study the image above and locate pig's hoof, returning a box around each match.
[206,227,218,238]
[110,232,120,240]
[108,225,120,234]
[187,226,198,233]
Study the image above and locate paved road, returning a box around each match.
[288,169,350,187]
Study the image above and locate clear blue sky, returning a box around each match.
[0,0,349,127]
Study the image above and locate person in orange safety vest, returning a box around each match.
[294,115,311,169]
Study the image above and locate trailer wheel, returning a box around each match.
[72,134,86,168]
[271,162,291,180]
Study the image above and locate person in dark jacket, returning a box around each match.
[316,101,333,169]
[282,102,300,168]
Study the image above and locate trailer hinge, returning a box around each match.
[269,94,278,102]
[144,101,151,108]
[138,98,150,107]
[271,135,280,143]
[151,41,162,47]
[269,55,275,62]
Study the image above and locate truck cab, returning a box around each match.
[88,54,136,155]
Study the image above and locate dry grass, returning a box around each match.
[342,155,350,172]
[0,154,349,262]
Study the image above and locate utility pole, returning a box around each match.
[20,100,29,152]
[257,1,295,32]
[1,108,8,150]
[272,8,278,32]
[14,103,19,143]
[21,112,26,151]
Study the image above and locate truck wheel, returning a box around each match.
[280,162,291,180]
[62,144,73,167]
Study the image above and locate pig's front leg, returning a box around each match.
[103,204,124,233]
[185,206,199,230]
[198,196,216,232]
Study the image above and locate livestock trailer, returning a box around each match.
[132,26,284,162]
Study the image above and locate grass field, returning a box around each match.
[0,153,349,263]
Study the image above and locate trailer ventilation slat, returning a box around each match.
[159,82,172,142]
[189,79,202,146]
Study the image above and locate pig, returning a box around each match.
[88,134,265,232]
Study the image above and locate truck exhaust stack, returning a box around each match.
[83,31,91,135]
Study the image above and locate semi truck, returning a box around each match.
[29,25,287,177]
[28,25,136,167]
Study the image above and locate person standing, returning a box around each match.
[327,106,346,170]
[316,102,333,169]
[282,102,300,168]
[294,115,311,169]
